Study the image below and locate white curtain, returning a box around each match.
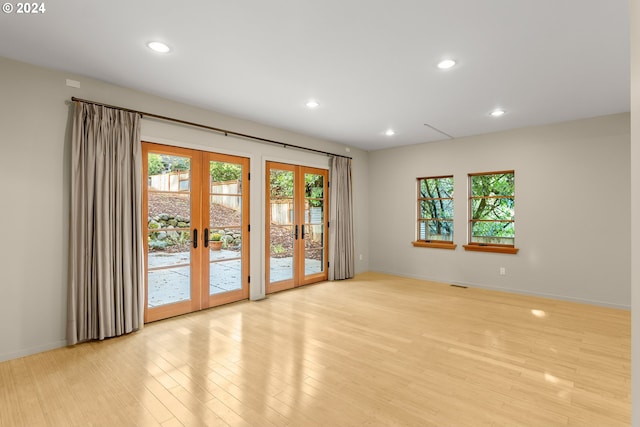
[328,156,355,280]
[67,102,144,345]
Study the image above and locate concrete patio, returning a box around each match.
[147,249,321,307]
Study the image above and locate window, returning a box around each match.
[412,175,456,249]
[464,170,519,254]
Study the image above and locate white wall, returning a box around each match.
[369,114,630,308]
[0,56,370,361]
[630,1,639,424]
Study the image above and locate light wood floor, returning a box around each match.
[0,272,630,427]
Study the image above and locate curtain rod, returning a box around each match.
[71,97,352,160]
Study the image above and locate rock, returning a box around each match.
[149,240,167,249]
[166,226,179,241]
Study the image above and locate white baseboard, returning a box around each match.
[371,270,630,310]
[0,339,67,363]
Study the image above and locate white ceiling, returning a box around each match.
[0,0,629,151]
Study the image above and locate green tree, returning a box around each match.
[170,157,190,172]
[210,162,242,182]
[420,177,453,237]
[148,153,165,175]
[270,170,294,198]
[471,173,514,239]
[269,171,324,206]
[305,174,324,207]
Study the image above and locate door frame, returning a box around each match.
[265,161,329,294]
[143,143,202,322]
[142,142,250,323]
[200,151,250,308]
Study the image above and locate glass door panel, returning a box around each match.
[303,173,326,278]
[144,146,201,322]
[208,159,244,296]
[268,167,295,289]
[146,154,193,308]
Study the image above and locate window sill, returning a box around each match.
[412,241,457,250]
[463,244,519,254]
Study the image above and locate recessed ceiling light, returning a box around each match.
[385,129,395,136]
[490,109,506,117]
[306,100,319,108]
[147,41,171,53]
[437,59,456,69]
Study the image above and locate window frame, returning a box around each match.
[412,175,457,250]
[463,170,519,254]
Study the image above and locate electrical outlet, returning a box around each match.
[359,254,363,261]
[500,267,506,276]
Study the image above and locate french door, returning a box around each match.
[266,162,328,293]
[143,142,249,322]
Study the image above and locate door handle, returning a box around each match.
[193,228,198,249]
[301,225,305,239]
[204,228,209,248]
[295,224,298,240]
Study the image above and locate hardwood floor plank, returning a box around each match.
[0,272,630,426]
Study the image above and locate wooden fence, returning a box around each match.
[149,172,241,210]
